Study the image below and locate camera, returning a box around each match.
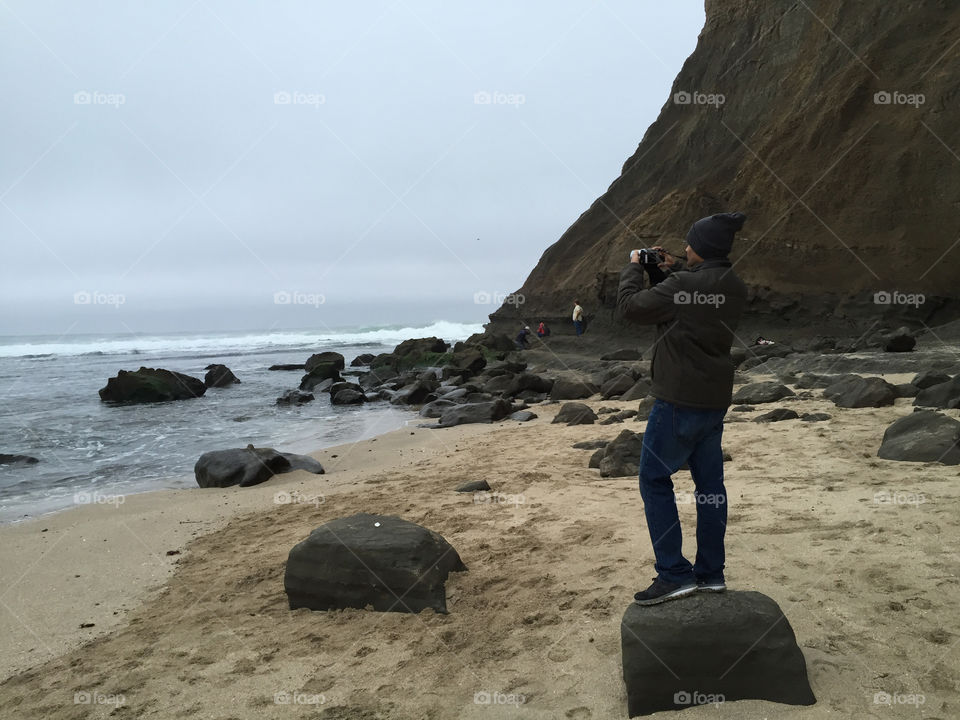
[632,248,663,264]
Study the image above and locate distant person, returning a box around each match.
[754,335,775,345]
[514,326,532,350]
[537,321,550,338]
[572,300,585,336]
[617,212,748,606]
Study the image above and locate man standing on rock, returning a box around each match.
[617,212,748,605]
[572,300,585,336]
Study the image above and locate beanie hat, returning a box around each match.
[686,212,747,259]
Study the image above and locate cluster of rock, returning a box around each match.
[99,367,209,402]
[99,364,243,403]
[730,369,960,465]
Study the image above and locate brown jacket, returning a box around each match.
[617,259,748,409]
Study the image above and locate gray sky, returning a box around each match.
[0,1,704,336]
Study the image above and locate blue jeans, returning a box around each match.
[574,320,583,336]
[638,398,728,585]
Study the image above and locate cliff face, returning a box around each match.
[490,0,960,335]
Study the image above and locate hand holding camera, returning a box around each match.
[630,246,677,270]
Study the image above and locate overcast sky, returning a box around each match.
[0,1,704,336]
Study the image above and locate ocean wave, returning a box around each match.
[0,320,484,359]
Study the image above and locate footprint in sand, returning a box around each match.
[566,706,592,718]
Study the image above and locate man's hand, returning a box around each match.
[630,249,641,264]
[652,245,676,270]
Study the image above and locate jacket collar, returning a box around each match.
[689,257,732,272]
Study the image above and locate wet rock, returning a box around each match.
[203,364,240,388]
[299,352,345,390]
[350,353,376,367]
[99,367,206,403]
[194,446,324,488]
[0,454,39,465]
[276,389,314,405]
[332,389,365,405]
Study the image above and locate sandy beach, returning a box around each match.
[1,368,958,719]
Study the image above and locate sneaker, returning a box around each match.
[633,577,697,606]
[696,578,727,593]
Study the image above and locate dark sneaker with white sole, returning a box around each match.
[696,578,727,593]
[633,577,698,606]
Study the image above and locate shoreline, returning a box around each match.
[2,358,959,717]
[0,420,496,681]
[0,409,414,528]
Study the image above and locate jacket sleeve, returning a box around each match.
[618,263,679,325]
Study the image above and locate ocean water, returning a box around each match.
[0,321,482,523]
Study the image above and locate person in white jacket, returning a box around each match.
[572,300,584,336]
